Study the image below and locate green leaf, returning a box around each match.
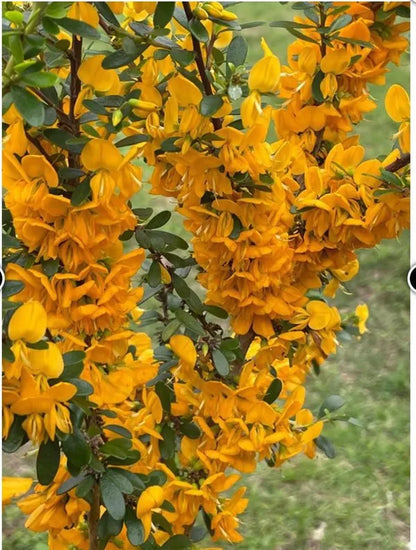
[83,99,108,115]
[21,71,59,88]
[205,305,228,319]
[42,258,60,277]
[26,340,48,350]
[3,280,24,298]
[5,10,24,24]
[103,470,133,494]
[2,417,27,453]
[62,431,92,471]
[75,475,95,498]
[154,2,175,28]
[263,378,283,404]
[161,535,192,549]
[328,14,352,33]
[160,136,181,152]
[106,450,140,466]
[147,470,167,486]
[100,476,126,520]
[57,472,87,495]
[171,273,190,299]
[10,86,45,127]
[155,381,174,413]
[160,424,176,460]
[94,2,121,27]
[44,128,83,153]
[45,2,72,19]
[104,425,132,439]
[71,178,91,206]
[189,17,209,42]
[147,261,162,288]
[8,35,24,63]
[133,207,153,221]
[125,507,145,546]
[69,379,93,397]
[100,438,132,459]
[98,511,123,545]
[200,95,223,117]
[312,70,325,103]
[161,319,182,342]
[336,36,373,49]
[227,35,248,69]
[42,16,61,33]
[286,27,320,44]
[2,233,21,249]
[129,21,153,37]
[151,231,189,251]
[37,439,60,485]
[269,20,314,29]
[58,17,101,39]
[171,47,194,66]
[63,350,86,366]
[180,421,201,439]
[154,49,170,60]
[380,168,403,188]
[229,214,243,239]
[115,134,150,147]
[315,435,336,459]
[318,395,345,418]
[175,309,205,336]
[102,48,143,69]
[146,211,172,229]
[212,349,229,377]
[240,20,266,29]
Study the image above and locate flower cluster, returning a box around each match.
[2,2,409,549]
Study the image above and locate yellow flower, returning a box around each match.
[355,304,369,334]
[8,302,47,344]
[10,368,77,443]
[27,343,64,379]
[68,2,99,28]
[167,74,203,107]
[248,38,281,93]
[2,477,32,506]
[170,335,197,367]
[136,485,165,540]
[77,55,120,92]
[320,73,338,99]
[320,49,350,74]
[306,301,334,331]
[385,84,410,152]
[385,84,410,123]
[80,138,123,172]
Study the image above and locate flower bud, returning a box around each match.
[8,301,47,344]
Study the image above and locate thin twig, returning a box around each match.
[182,2,221,130]
[384,153,410,173]
[68,35,83,169]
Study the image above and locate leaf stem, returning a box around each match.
[182,2,221,130]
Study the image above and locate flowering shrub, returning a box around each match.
[2,2,410,549]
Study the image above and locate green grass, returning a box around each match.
[3,3,410,550]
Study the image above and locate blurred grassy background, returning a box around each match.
[3,3,410,549]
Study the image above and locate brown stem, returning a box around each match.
[28,87,69,121]
[98,14,113,36]
[88,480,101,550]
[182,2,221,130]
[68,34,83,168]
[384,153,410,173]
[69,35,82,131]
